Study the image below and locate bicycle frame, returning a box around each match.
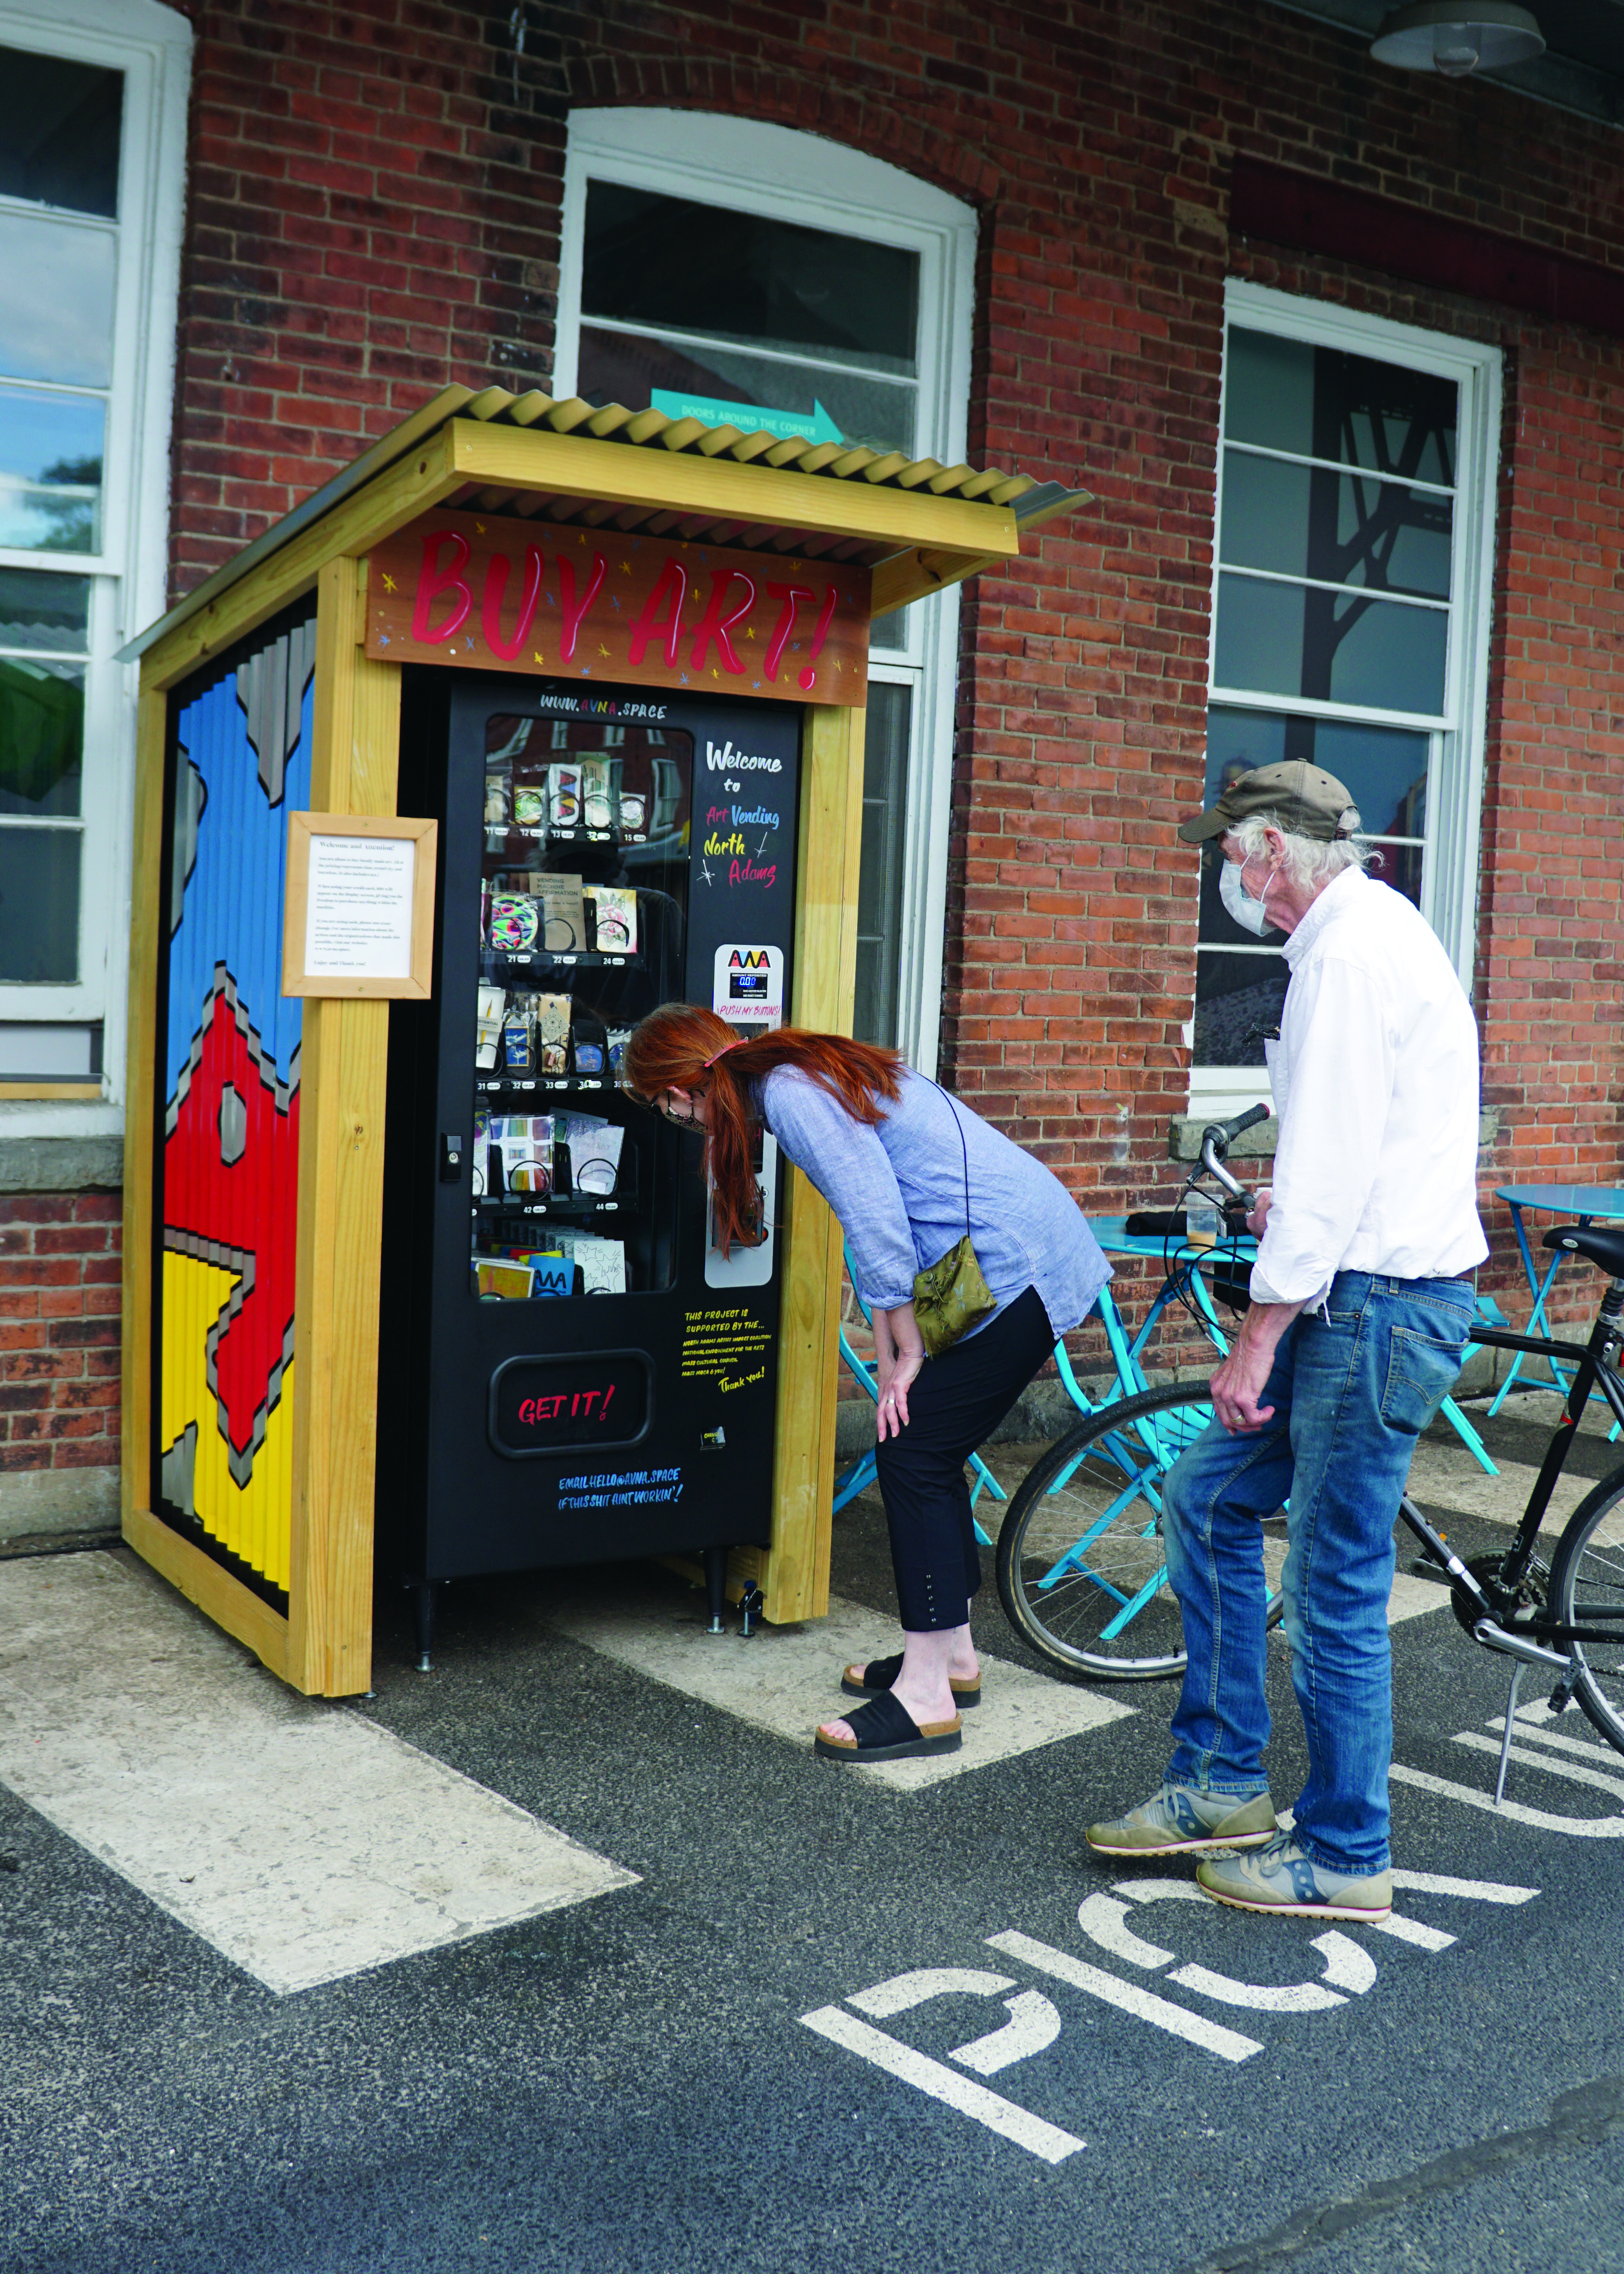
[1399,1279,1624,1652]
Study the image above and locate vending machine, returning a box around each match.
[379,670,801,1657]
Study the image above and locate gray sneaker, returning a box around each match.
[1086,1782,1278,1857]
[1197,1833,1392,1919]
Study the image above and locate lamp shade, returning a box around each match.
[1370,0,1545,76]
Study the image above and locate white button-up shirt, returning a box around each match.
[1250,866,1487,1309]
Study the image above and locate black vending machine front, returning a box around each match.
[381,672,801,1627]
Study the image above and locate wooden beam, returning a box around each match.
[138,431,464,693]
[0,1082,103,1099]
[447,421,1021,562]
[121,685,168,1547]
[759,701,867,1625]
[124,1504,292,1682]
[869,487,1091,616]
[286,558,402,1697]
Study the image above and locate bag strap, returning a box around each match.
[925,1076,971,1238]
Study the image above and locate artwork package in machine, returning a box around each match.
[534,991,571,1075]
[557,1112,624,1196]
[534,872,587,955]
[589,886,637,955]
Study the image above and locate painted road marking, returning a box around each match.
[547,1582,1131,1789]
[798,2007,1085,2164]
[1389,1869,1538,1903]
[1369,1912,1456,1951]
[986,1931,1263,2062]
[1390,1761,1624,1834]
[0,1554,638,1995]
[1169,1931,1375,2012]
[849,1967,1016,2018]
[950,1990,1063,2077]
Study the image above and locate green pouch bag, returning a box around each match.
[913,1231,997,1358]
[910,1084,998,1357]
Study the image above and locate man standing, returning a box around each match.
[1089,760,1486,1920]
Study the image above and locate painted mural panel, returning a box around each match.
[157,615,316,1596]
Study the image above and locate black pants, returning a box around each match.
[873,1285,1055,1632]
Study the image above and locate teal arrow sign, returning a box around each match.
[649,389,843,446]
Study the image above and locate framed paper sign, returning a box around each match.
[282,813,438,998]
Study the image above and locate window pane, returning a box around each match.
[0,657,83,814]
[0,211,116,387]
[0,388,104,553]
[0,48,122,218]
[0,567,90,651]
[1214,572,1447,713]
[853,682,912,1046]
[1224,329,1458,488]
[1220,452,1453,600]
[1194,951,1288,1067]
[578,325,915,458]
[0,822,79,979]
[1205,708,1431,842]
[583,183,919,376]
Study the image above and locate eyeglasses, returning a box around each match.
[656,1093,704,1130]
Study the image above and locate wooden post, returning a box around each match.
[757,701,866,1624]
[285,558,402,1694]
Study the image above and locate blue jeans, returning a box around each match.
[1160,1272,1473,1875]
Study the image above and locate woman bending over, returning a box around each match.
[623,1004,1110,1763]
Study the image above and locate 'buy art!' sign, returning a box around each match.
[365,511,871,703]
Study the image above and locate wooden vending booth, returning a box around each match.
[119,386,1078,1696]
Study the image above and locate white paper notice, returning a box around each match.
[304,834,417,979]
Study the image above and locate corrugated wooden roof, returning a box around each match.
[122,383,1087,665]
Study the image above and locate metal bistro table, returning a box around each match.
[1488,1184,1624,1417]
[1090,1217,1499,1478]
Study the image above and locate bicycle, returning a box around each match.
[994,1112,1624,1779]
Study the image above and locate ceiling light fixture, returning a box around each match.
[1370,0,1545,77]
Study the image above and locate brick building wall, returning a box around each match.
[0,1195,123,1498]
[12,0,1624,1485]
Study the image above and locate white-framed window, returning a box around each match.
[0,0,189,1114]
[555,109,976,1071]
[1192,280,1502,1116]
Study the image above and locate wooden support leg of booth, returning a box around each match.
[754,702,866,1626]
[286,559,402,1695]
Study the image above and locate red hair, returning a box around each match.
[624,1004,903,1253]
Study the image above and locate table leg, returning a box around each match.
[1487,1203,1574,1416]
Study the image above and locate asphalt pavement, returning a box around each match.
[3,1390,1622,2274]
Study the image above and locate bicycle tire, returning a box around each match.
[1548,1466,1624,1757]
[995,1381,1283,1683]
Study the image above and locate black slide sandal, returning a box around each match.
[814,1690,963,1762]
[840,1652,982,1708]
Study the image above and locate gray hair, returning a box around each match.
[1224,811,1375,890]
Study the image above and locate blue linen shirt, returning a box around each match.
[759,1066,1111,1339]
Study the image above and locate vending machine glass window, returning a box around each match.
[472,712,694,1302]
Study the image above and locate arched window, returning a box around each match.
[557,110,976,1070]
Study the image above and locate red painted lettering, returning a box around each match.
[519,1398,536,1426]
[764,583,815,681]
[558,551,608,661]
[689,570,758,675]
[411,530,472,644]
[798,584,840,690]
[481,546,545,662]
[626,559,688,668]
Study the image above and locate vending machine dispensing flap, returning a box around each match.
[488,1349,653,1458]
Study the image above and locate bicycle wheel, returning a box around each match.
[1548,1468,1624,1756]
[995,1381,1237,1682]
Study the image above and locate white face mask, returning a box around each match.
[1219,853,1279,937]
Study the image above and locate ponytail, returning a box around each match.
[623,1004,903,1254]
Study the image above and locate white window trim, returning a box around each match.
[555,109,976,1074]
[1192,280,1503,1119]
[0,0,190,1136]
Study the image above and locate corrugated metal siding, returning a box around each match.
[155,612,316,1598]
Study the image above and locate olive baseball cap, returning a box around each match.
[1177,759,1362,845]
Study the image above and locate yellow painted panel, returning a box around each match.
[159,1249,295,1591]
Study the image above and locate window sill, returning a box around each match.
[1168,1108,1500,1161]
[0,1082,105,1101]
